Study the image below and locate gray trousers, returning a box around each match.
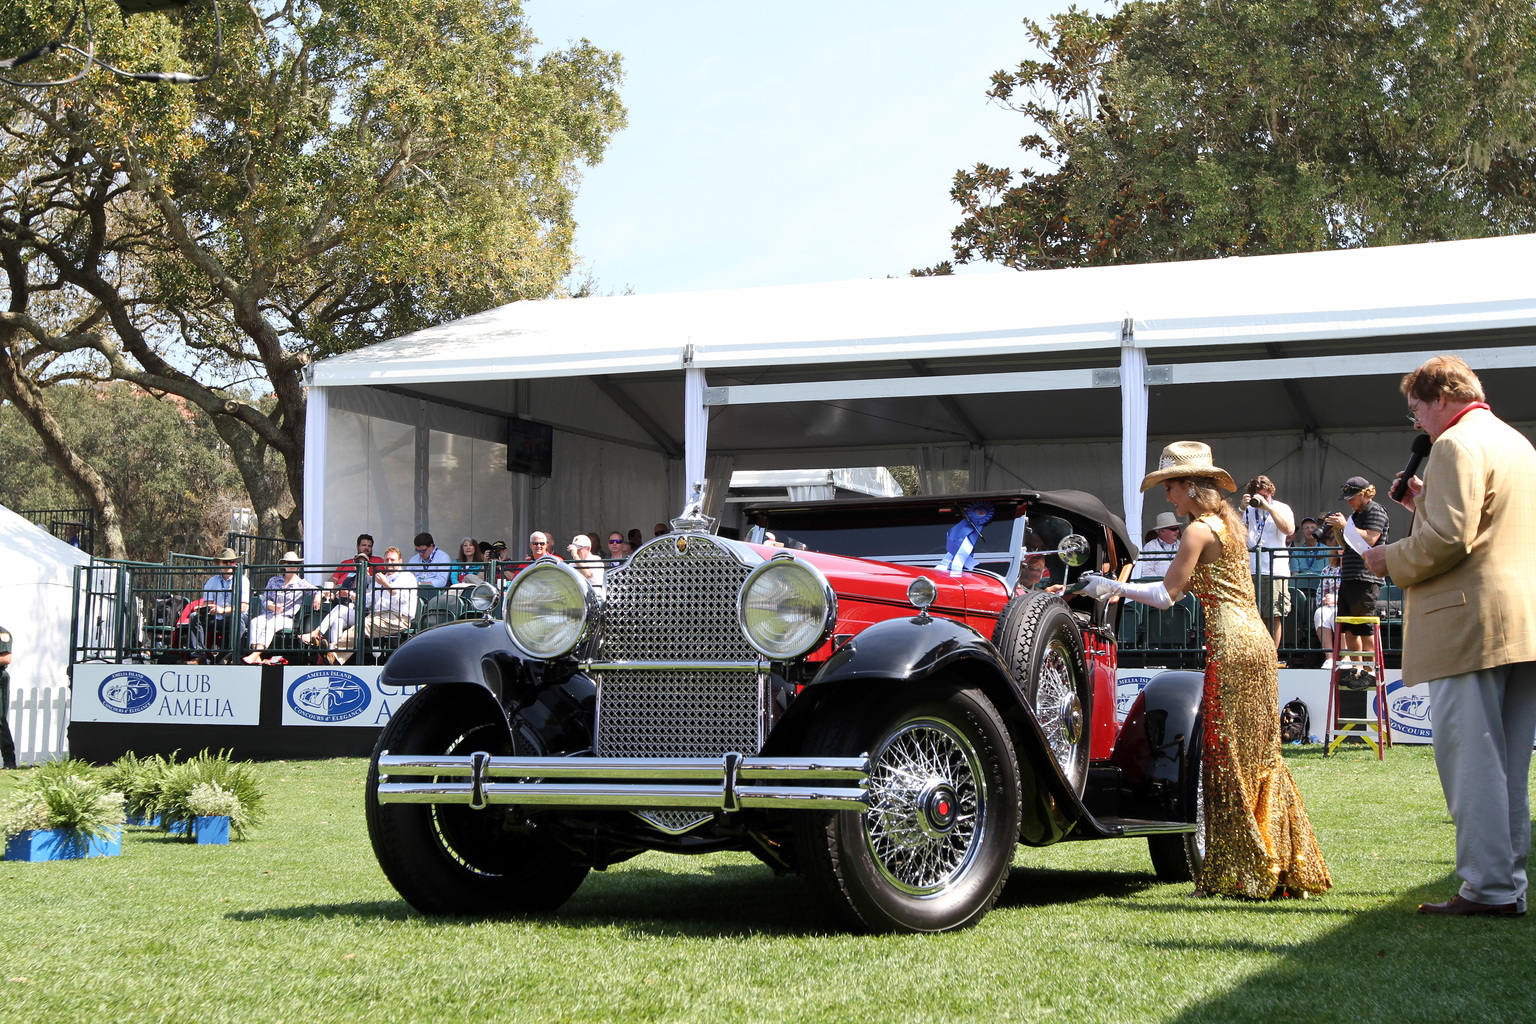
[1428,663,1536,908]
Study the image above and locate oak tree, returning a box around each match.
[0,0,625,556]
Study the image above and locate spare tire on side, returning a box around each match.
[991,591,1091,794]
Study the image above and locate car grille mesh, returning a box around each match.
[600,537,756,662]
[596,537,763,761]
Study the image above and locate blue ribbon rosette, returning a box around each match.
[941,502,995,576]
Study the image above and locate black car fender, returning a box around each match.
[379,619,595,757]
[1108,669,1204,822]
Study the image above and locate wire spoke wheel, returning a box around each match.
[1033,639,1085,787]
[793,683,1022,933]
[864,719,986,895]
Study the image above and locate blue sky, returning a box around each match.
[529,2,1099,295]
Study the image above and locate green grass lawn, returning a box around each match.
[2,746,1531,1023]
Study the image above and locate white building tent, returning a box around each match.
[0,505,91,763]
[305,234,1536,565]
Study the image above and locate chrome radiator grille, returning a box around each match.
[600,536,756,662]
[596,536,762,759]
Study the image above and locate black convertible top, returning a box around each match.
[740,488,1137,561]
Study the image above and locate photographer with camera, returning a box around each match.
[1241,475,1295,656]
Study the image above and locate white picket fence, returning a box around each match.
[6,685,71,765]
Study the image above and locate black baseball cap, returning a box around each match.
[1339,476,1370,498]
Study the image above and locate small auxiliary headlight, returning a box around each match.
[467,581,498,613]
[907,576,937,611]
[502,560,592,658]
[737,557,835,660]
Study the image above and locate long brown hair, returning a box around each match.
[1181,476,1246,558]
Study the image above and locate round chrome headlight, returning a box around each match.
[467,581,499,614]
[737,557,835,660]
[502,560,592,659]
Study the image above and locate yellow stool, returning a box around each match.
[1325,615,1390,759]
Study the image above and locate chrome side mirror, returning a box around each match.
[1054,534,1091,567]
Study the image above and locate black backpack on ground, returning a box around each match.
[1280,698,1311,744]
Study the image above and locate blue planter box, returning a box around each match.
[126,810,160,827]
[4,827,122,861]
[193,815,231,845]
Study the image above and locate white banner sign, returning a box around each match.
[1116,667,1432,744]
[281,666,421,728]
[72,665,262,725]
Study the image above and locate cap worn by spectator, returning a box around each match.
[1339,476,1370,498]
[280,550,302,563]
[217,547,238,560]
[1153,512,1182,533]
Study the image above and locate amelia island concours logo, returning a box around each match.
[1381,681,1433,740]
[98,670,157,715]
[286,669,372,723]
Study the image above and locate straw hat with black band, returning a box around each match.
[1139,441,1237,494]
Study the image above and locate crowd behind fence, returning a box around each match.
[1113,544,1401,670]
[71,555,605,668]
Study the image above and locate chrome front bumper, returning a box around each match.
[375,751,870,812]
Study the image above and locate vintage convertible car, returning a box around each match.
[365,489,1206,933]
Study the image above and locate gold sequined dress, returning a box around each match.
[1187,514,1332,898]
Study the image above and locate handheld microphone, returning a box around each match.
[1391,434,1434,501]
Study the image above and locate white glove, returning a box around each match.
[1120,579,1175,610]
[1077,574,1123,600]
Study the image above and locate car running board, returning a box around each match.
[1067,814,1197,840]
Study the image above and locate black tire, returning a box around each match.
[991,592,1091,794]
[792,682,1022,933]
[1148,722,1205,881]
[365,687,589,916]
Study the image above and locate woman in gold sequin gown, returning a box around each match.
[1095,441,1332,899]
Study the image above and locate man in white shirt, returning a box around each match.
[406,531,452,588]
[335,546,419,664]
[1133,513,1182,579]
[1241,474,1296,652]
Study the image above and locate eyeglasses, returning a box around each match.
[609,538,624,545]
[529,541,548,547]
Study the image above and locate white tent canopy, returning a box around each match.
[306,235,1536,564]
[0,506,91,762]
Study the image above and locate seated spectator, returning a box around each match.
[654,522,669,537]
[1312,526,1343,670]
[243,552,316,664]
[406,531,452,589]
[1289,517,1331,574]
[607,531,629,560]
[627,528,644,550]
[1132,513,1182,579]
[529,531,562,561]
[332,547,419,664]
[567,535,605,596]
[314,533,385,611]
[188,548,251,663]
[450,536,481,585]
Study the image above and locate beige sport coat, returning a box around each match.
[1383,408,1536,685]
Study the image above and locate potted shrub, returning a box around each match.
[158,749,266,843]
[102,751,173,827]
[2,760,126,861]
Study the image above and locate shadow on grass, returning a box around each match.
[228,860,835,937]
[997,865,1159,908]
[1148,873,1536,1024]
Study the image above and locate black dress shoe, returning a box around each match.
[1418,895,1524,917]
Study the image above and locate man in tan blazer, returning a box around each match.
[1364,355,1536,917]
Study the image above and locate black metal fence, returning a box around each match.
[17,507,94,555]
[1115,545,1401,670]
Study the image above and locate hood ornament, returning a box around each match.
[669,481,717,534]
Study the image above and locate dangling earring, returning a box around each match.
[1187,484,1198,499]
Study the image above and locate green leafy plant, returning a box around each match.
[103,751,175,822]
[158,750,266,839]
[0,761,125,842]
